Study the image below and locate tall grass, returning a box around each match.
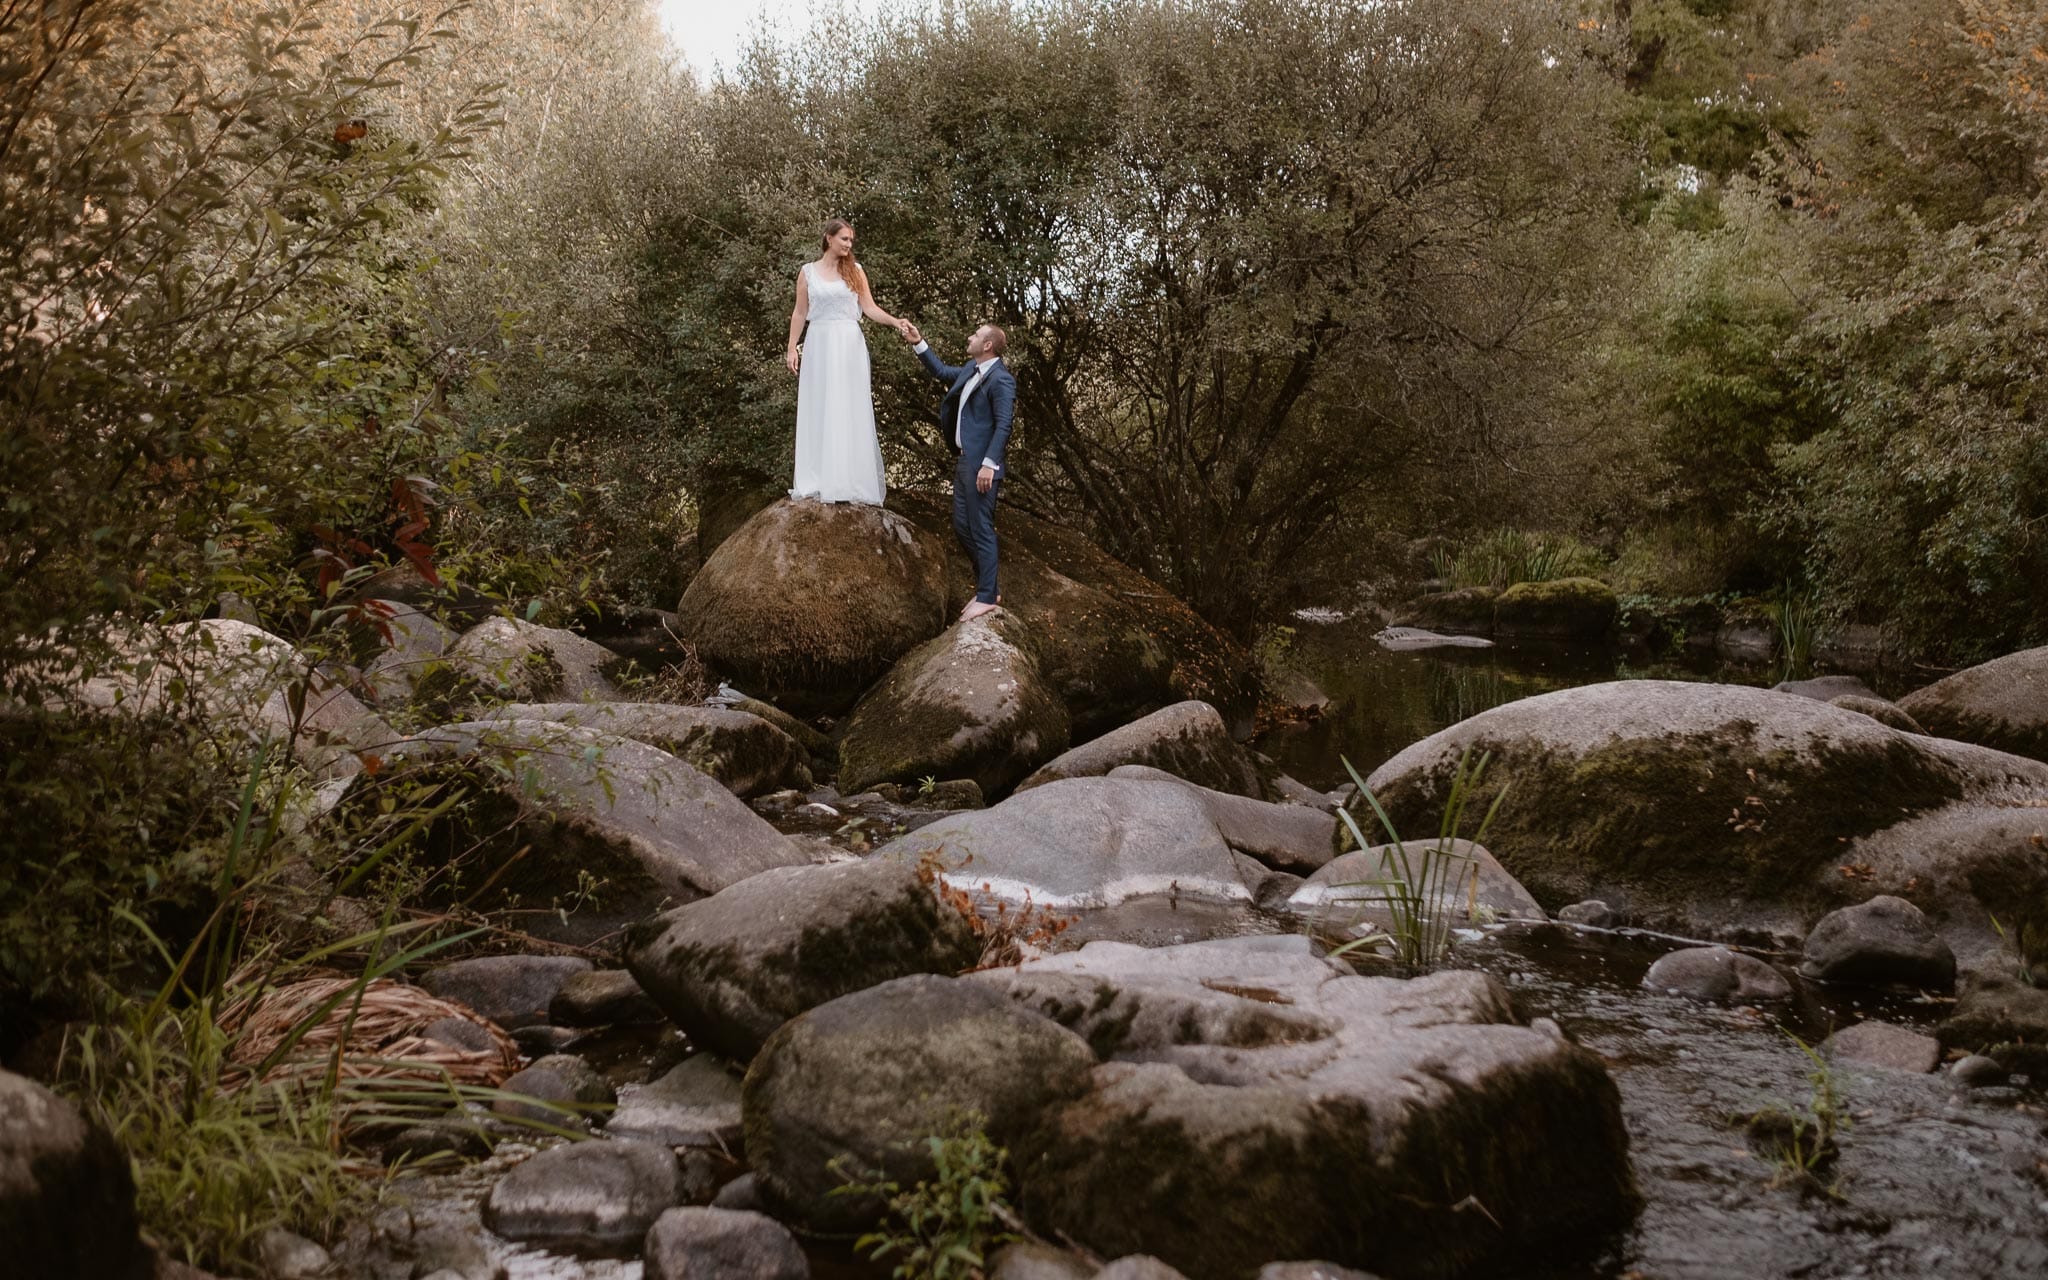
[1432,528,1607,590]
[1768,585,1820,679]
[1322,748,1509,972]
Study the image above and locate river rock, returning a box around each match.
[1373,626,1495,651]
[1936,970,2048,1071]
[1773,675,1880,702]
[1365,680,2048,948]
[890,493,1258,741]
[482,1139,685,1256]
[1288,840,1545,925]
[1108,765,1335,873]
[254,1228,331,1280]
[1392,587,1498,636]
[361,600,458,706]
[1641,948,1792,1003]
[837,611,1070,798]
[643,1207,809,1280]
[0,1069,153,1280]
[607,1056,744,1150]
[677,501,952,714]
[495,1054,616,1125]
[1800,895,1956,989]
[1096,1259,1188,1280]
[442,616,627,704]
[743,974,1098,1233]
[1491,578,1617,642]
[970,936,1635,1280]
[1950,1054,2009,1087]
[712,1173,762,1212]
[481,702,810,798]
[1829,694,1924,734]
[991,1242,1096,1280]
[388,720,807,917]
[1825,1021,1941,1073]
[1899,645,2048,762]
[74,618,391,777]
[874,777,1270,911]
[551,969,663,1027]
[1558,899,1619,928]
[1016,701,1260,798]
[627,857,982,1062]
[421,955,593,1030]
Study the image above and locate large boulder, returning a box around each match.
[676,501,953,715]
[359,600,458,707]
[874,777,1280,911]
[1364,681,2048,951]
[481,702,810,798]
[379,720,808,923]
[627,858,982,1063]
[1491,578,1617,642]
[440,617,628,705]
[1106,766,1335,874]
[0,1069,154,1280]
[837,612,1070,798]
[742,974,1098,1233]
[970,937,1636,1280]
[1016,702,1260,798]
[890,494,1258,741]
[73,619,391,776]
[1900,646,2048,762]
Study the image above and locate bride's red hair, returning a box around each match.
[822,218,861,290]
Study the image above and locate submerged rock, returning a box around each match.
[743,974,1098,1233]
[837,611,1070,799]
[1016,701,1261,798]
[676,501,953,715]
[1641,948,1792,1003]
[627,858,982,1062]
[1365,681,2048,953]
[1800,896,1955,990]
[1900,645,2048,762]
[971,936,1637,1280]
[0,1069,154,1280]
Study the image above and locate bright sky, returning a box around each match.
[656,0,910,79]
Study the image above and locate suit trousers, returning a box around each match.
[952,452,1001,604]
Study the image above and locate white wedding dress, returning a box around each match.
[789,261,886,505]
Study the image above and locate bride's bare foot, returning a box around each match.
[961,600,1001,622]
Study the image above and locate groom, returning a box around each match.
[902,321,1014,622]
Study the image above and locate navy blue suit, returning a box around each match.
[917,345,1015,605]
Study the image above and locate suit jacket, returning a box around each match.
[917,347,1016,472]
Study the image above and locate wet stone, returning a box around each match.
[512,1024,587,1057]
[494,1054,616,1125]
[1641,947,1793,1003]
[711,1173,763,1212]
[1950,1054,2008,1087]
[481,1139,685,1256]
[1825,1021,1941,1074]
[642,1206,809,1280]
[1799,896,1956,990]
[384,1116,493,1165]
[421,1015,499,1054]
[420,955,594,1030]
[1558,899,1619,928]
[607,1055,744,1149]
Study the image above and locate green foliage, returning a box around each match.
[1432,529,1609,591]
[836,1115,1019,1280]
[1324,748,1507,974]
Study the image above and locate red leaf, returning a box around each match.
[400,539,443,588]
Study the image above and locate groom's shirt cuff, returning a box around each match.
[982,459,999,471]
[912,340,930,353]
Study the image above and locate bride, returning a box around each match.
[785,219,909,505]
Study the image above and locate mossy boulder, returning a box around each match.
[972,937,1636,1280]
[441,616,629,705]
[837,611,1070,799]
[742,974,1098,1233]
[889,493,1258,741]
[627,858,982,1063]
[676,500,952,715]
[1491,577,1617,642]
[1899,645,2048,763]
[482,702,811,798]
[370,720,806,931]
[1391,586,1499,636]
[1016,701,1261,798]
[1365,681,2048,950]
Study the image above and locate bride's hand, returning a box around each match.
[785,346,800,375]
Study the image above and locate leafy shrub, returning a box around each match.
[1434,528,1608,591]
[836,1114,1019,1280]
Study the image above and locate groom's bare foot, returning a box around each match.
[961,600,1001,623]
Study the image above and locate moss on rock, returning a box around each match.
[1492,577,1618,641]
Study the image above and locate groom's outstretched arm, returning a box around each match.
[911,340,965,383]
